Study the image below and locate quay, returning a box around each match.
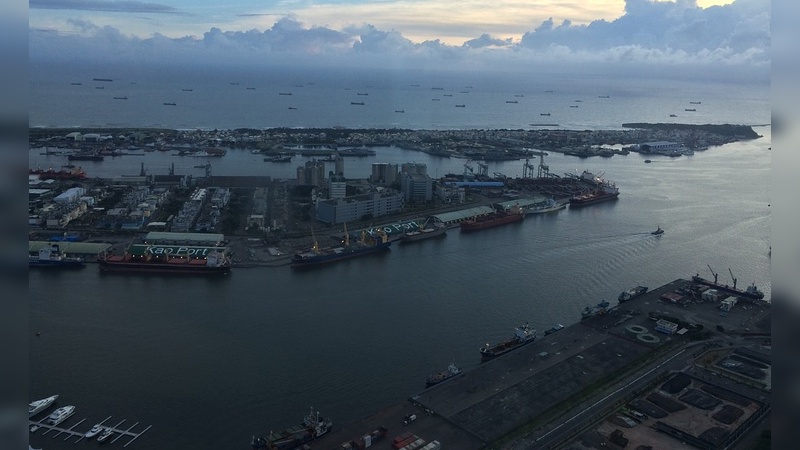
[296,278,771,450]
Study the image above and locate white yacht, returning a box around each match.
[46,405,76,426]
[29,395,58,417]
[85,424,104,438]
[97,427,114,443]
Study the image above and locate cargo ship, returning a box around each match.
[291,228,390,269]
[461,204,524,232]
[524,198,567,214]
[67,153,104,161]
[480,322,537,361]
[581,300,611,319]
[618,286,648,303]
[400,220,447,243]
[29,244,85,268]
[29,167,87,180]
[98,244,231,275]
[425,363,462,387]
[569,171,619,207]
[251,408,332,450]
[692,269,765,300]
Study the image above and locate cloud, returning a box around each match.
[30,0,180,14]
[463,33,514,49]
[29,0,769,82]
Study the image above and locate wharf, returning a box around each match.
[30,414,152,447]
[306,279,770,450]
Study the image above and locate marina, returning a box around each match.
[29,414,152,447]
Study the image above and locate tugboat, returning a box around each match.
[581,301,611,319]
[425,363,462,387]
[651,226,664,235]
[480,323,537,361]
[29,245,85,268]
[618,286,648,303]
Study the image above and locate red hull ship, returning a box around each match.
[29,167,87,180]
[569,171,620,207]
[98,244,231,275]
[461,205,524,232]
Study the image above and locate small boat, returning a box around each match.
[540,113,551,116]
[669,114,677,117]
[30,424,40,433]
[182,89,193,92]
[288,107,297,110]
[350,102,365,105]
[113,96,128,100]
[46,405,76,425]
[163,102,177,106]
[425,363,462,387]
[278,92,292,95]
[96,427,114,443]
[29,395,58,417]
[394,110,405,113]
[651,226,664,235]
[618,286,648,303]
[544,324,564,336]
[455,104,466,108]
[644,159,652,163]
[685,108,696,112]
[85,424,104,438]
[506,100,518,104]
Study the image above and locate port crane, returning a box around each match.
[463,160,475,178]
[728,268,738,290]
[522,158,536,178]
[537,152,551,178]
[707,264,719,284]
[477,161,489,177]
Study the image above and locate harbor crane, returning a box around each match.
[728,268,738,289]
[463,160,475,178]
[477,161,489,177]
[707,264,719,284]
[537,152,550,178]
[522,158,536,179]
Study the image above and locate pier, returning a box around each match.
[30,414,152,447]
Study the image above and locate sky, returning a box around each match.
[28,0,770,82]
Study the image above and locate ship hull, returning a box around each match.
[691,276,765,300]
[569,192,620,207]
[290,242,391,268]
[618,286,648,303]
[98,259,230,275]
[29,259,85,268]
[460,213,523,232]
[399,227,447,242]
[480,338,536,361]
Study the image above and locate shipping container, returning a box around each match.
[420,441,441,450]
[392,432,414,445]
[393,435,418,449]
[399,438,426,450]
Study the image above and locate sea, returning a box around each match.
[29,69,771,450]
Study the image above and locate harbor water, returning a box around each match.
[29,127,771,449]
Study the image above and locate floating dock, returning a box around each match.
[30,414,151,447]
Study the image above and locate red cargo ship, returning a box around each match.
[29,167,87,180]
[569,171,620,206]
[460,204,524,232]
[98,244,231,275]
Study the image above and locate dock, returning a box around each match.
[29,414,151,447]
[304,278,771,450]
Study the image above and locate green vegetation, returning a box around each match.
[621,123,761,139]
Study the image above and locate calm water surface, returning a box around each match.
[29,127,770,449]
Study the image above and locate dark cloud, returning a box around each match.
[30,0,180,14]
[29,1,769,81]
